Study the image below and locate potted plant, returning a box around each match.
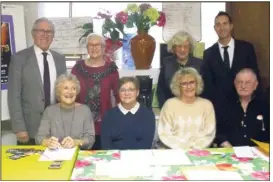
[124,3,166,69]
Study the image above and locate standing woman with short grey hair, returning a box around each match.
[71,33,120,150]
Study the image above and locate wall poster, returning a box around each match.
[1,15,16,90]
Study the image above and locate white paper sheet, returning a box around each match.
[251,147,269,162]
[184,170,243,180]
[120,149,192,165]
[39,147,76,161]
[233,146,255,158]
[152,149,192,165]
[96,160,153,178]
[120,150,154,164]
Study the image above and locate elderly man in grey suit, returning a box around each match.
[8,17,66,145]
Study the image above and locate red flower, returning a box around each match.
[188,149,211,157]
[251,171,270,180]
[112,152,121,159]
[157,11,166,27]
[115,11,128,24]
[231,154,253,162]
[162,175,187,180]
[104,38,123,61]
[75,160,92,168]
[139,3,152,12]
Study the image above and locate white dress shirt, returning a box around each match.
[118,102,140,115]
[34,45,57,104]
[218,37,235,68]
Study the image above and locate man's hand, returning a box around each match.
[16,131,29,143]
[220,141,233,148]
[61,136,75,148]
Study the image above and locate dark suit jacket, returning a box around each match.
[201,39,260,107]
[157,55,203,108]
[201,39,261,145]
[8,46,67,138]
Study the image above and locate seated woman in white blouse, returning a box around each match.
[158,67,216,149]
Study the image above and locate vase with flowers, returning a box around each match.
[124,3,166,69]
[77,10,127,61]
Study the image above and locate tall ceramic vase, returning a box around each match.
[130,31,156,69]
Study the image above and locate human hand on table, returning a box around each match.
[61,136,75,148]
[16,131,29,143]
[48,136,61,149]
[220,141,233,148]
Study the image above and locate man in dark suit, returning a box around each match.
[8,17,66,145]
[201,11,260,125]
[157,31,203,108]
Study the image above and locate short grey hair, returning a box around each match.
[170,67,204,97]
[85,33,106,48]
[235,68,258,81]
[31,17,55,36]
[166,30,196,54]
[55,73,81,101]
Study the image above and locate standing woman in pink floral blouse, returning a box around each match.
[71,33,120,150]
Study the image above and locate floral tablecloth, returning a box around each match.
[70,148,269,180]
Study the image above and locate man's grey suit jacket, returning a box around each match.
[8,46,67,138]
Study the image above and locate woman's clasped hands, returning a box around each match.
[48,136,76,149]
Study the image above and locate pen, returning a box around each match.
[221,154,227,159]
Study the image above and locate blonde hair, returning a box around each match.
[55,73,81,101]
[170,67,204,97]
[166,30,196,54]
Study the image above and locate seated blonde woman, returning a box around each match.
[35,73,95,149]
[158,68,216,149]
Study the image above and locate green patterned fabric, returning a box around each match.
[71,148,269,180]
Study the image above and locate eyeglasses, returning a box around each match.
[235,81,252,86]
[119,88,136,93]
[180,81,196,88]
[34,29,54,36]
[88,44,102,48]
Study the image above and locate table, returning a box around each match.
[2,145,78,180]
[70,148,269,180]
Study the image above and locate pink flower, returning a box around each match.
[251,171,270,180]
[73,177,94,181]
[162,175,187,180]
[112,152,121,159]
[115,11,128,24]
[139,3,152,12]
[75,160,92,168]
[231,154,253,162]
[157,11,166,27]
[188,149,211,157]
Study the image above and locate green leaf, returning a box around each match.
[110,29,120,41]
[82,23,93,30]
[79,29,93,43]
[126,14,135,28]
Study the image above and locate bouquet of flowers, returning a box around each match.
[124,3,166,32]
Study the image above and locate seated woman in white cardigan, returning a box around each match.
[158,67,216,149]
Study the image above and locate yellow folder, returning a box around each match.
[251,139,269,153]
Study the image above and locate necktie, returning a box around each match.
[223,46,230,69]
[42,52,51,108]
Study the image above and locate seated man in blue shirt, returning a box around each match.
[101,76,155,150]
